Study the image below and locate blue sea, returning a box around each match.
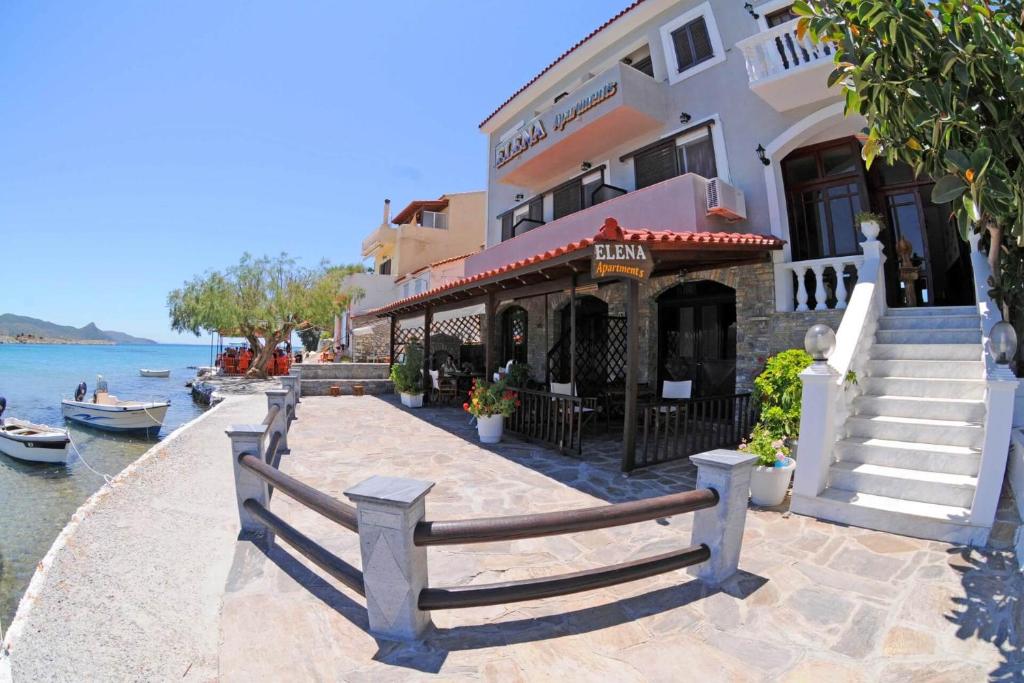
[0,343,211,625]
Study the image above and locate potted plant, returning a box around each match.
[463,379,519,444]
[855,210,885,240]
[743,349,812,505]
[390,343,425,408]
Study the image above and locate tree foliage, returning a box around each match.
[168,254,363,376]
[795,0,1024,320]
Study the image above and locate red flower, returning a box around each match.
[463,402,470,411]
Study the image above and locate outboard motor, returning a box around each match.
[75,382,87,402]
[0,396,6,421]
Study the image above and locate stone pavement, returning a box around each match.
[219,396,1023,681]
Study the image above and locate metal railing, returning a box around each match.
[504,386,598,455]
[635,393,756,469]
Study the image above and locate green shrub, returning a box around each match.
[739,424,792,467]
[506,362,530,388]
[752,349,813,440]
[390,344,424,394]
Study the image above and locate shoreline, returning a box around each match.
[0,399,233,656]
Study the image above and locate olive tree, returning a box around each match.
[796,0,1024,324]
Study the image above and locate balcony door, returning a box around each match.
[657,281,736,398]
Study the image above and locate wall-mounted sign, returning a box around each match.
[591,241,654,281]
[554,81,618,132]
[494,120,547,168]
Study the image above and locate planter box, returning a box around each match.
[750,460,796,506]
[400,392,424,408]
[476,414,504,444]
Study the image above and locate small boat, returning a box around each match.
[61,396,170,434]
[139,369,171,378]
[0,419,71,464]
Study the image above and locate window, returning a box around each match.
[659,3,725,83]
[633,126,717,190]
[671,18,713,73]
[379,259,392,275]
[499,196,544,242]
[552,170,605,220]
[765,6,798,27]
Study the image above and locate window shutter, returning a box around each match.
[690,18,713,62]
[553,180,582,219]
[528,197,544,223]
[500,213,513,242]
[634,140,677,190]
[671,27,695,72]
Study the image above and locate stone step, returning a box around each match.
[829,461,978,508]
[296,363,391,380]
[884,306,976,317]
[836,437,981,476]
[845,414,984,448]
[877,315,980,331]
[869,343,982,361]
[791,489,985,545]
[853,395,986,422]
[861,376,986,400]
[875,328,982,345]
[865,359,985,380]
[299,379,393,396]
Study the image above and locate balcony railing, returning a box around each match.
[419,210,448,230]
[737,19,834,84]
[776,254,865,311]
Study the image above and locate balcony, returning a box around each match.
[494,62,668,189]
[467,174,739,277]
[735,19,839,112]
[360,224,396,258]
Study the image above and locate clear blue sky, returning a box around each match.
[0,0,626,343]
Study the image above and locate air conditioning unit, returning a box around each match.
[706,177,746,220]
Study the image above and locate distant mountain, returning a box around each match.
[0,314,157,344]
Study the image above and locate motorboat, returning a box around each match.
[62,386,170,434]
[139,369,171,378]
[0,418,71,464]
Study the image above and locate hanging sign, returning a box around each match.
[554,81,618,131]
[494,120,547,168]
[591,242,654,281]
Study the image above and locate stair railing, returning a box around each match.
[966,232,1018,534]
[791,221,886,508]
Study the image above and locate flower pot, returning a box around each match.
[476,414,504,444]
[400,392,423,408]
[749,459,796,506]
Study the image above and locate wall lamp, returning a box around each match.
[679,112,692,124]
[756,144,771,166]
[514,193,524,201]
[580,161,593,172]
[744,2,760,19]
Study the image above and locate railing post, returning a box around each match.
[972,371,1018,530]
[811,264,827,311]
[688,449,757,586]
[834,263,849,309]
[226,424,271,541]
[790,361,841,502]
[345,475,435,641]
[280,373,301,405]
[265,388,290,453]
[795,265,810,311]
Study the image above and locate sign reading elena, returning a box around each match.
[494,120,547,168]
[554,81,618,131]
[591,242,654,281]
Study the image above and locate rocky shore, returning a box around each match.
[0,335,114,345]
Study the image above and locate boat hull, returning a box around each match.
[61,400,170,434]
[140,369,171,378]
[0,421,70,464]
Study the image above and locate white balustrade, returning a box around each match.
[774,255,864,312]
[737,18,835,84]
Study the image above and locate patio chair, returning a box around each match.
[430,370,456,404]
[659,380,692,413]
[550,381,599,432]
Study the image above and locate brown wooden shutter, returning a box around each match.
[634,139,677,189]
[500,213,513,242]
[690,18,713,62]
[553,180,581,219]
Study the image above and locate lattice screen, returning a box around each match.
[431,314,483,344]
[546,315,628,395]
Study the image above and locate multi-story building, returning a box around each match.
[371,0,1015,545]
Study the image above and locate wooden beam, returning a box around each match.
[422,306,433,405]
[570,274,577,394]
[388,315,397,365]
[621,279,640,472]
[485,290,496,379]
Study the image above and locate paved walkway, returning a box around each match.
[5,395,266,682]
[220,396,1023,681]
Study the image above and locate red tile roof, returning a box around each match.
[479,0,647,130]
[429,251,476,268]
[392,198,449,225]
[368,218,783,316]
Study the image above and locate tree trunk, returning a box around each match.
[987,221,1003,276]
[247,339,277,378]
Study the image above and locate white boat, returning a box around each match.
[61,395,170,434]
[0,419,71,464]
[139,369,171,378]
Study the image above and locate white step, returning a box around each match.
[790,489,987,545]
[877,315,979,330]
[836,437,981,476]
[870,343,982,361]
[884,306,976,317]
[861,376,986,400]
[829,461,978,508]
[865,359,985,380]
[853,395,986,422]
[846,415,984,448]
[876,328,982,344]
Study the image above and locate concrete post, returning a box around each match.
[971,371,1019,528]
[280,374,300,407]
[265,389,290,454]
[226,424,270,541]
[688,449,757,586]
[790,362,841,503]
[345,475,435,641]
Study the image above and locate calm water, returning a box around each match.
[0,343,211,625]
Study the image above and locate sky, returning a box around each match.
[0,0,628,343]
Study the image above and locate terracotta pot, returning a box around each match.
[476,414,504,444]
[749,459,796,506]
[400,392,423,408]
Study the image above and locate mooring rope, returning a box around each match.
[66,431,114,484]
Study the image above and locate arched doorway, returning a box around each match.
[500,306,528,365]
[548,296,623,395]
[657,281,736,397]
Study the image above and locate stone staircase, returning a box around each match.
[295,362,393,396]
[796,305,992,544]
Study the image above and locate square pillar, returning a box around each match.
[265,388,290,454]
[688,449,757,585]
[226,424,270,541]
[790,362,840,503]
[345,475,435,641]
